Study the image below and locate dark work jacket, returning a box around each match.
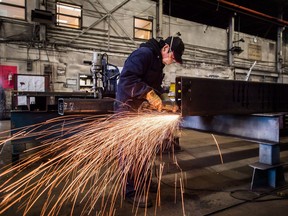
[116,38,165,111]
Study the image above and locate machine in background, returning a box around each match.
[10,52,120,162]
[85,52,120,99]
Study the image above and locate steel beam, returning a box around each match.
[176,77,288,116]
[181,114,283,144]
[58,98,114,115]
[177,76,288,189]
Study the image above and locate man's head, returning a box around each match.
[161,36,185,65]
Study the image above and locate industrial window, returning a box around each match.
[134,17,153,40]
[0,0,26,20]
[56,2,82,29]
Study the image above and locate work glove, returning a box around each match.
[145,90,163,112]
[161,93,179,113]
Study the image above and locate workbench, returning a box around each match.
[10,92,115,163]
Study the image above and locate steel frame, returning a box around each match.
[176,76,288,189]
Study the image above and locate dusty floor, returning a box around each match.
[1,119,288,216]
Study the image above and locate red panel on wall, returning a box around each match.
[0,65,18,89]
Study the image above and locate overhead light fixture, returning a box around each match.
[230,46,243,55]
[230,38,244,54]
[233,38,245,43]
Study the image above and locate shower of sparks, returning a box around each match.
[211,134,223,164]
[0,112,181,216]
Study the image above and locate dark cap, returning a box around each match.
[164,36,185,63]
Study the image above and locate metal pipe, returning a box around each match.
[218,0,288,26]
[228,14,234,66]
[156,0,162,38]
[158,0,163,38]
[36,0,40,9]
[168,0,171,35]
[276,12,284,83]
[108,14,111,51]
[245,61,257,81]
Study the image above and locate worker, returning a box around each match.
[115,36,185,208]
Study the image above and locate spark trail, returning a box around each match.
[0,112,181,215]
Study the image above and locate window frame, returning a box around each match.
[0,0,26,21]
[55,1,82,29]
[133,16,153,40]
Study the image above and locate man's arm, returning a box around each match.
[118,48,153,99]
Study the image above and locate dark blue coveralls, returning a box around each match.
[116,38,165,112]
[115,38,166,197]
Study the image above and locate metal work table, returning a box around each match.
[10,97,115,163]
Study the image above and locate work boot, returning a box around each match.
[126,193,153,208]
[157,137,182,155]
[172,137,182,152]
[149,180,158,193]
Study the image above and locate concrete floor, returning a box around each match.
[1,119,288,216]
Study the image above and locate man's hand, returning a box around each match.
[145,90,163,111]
